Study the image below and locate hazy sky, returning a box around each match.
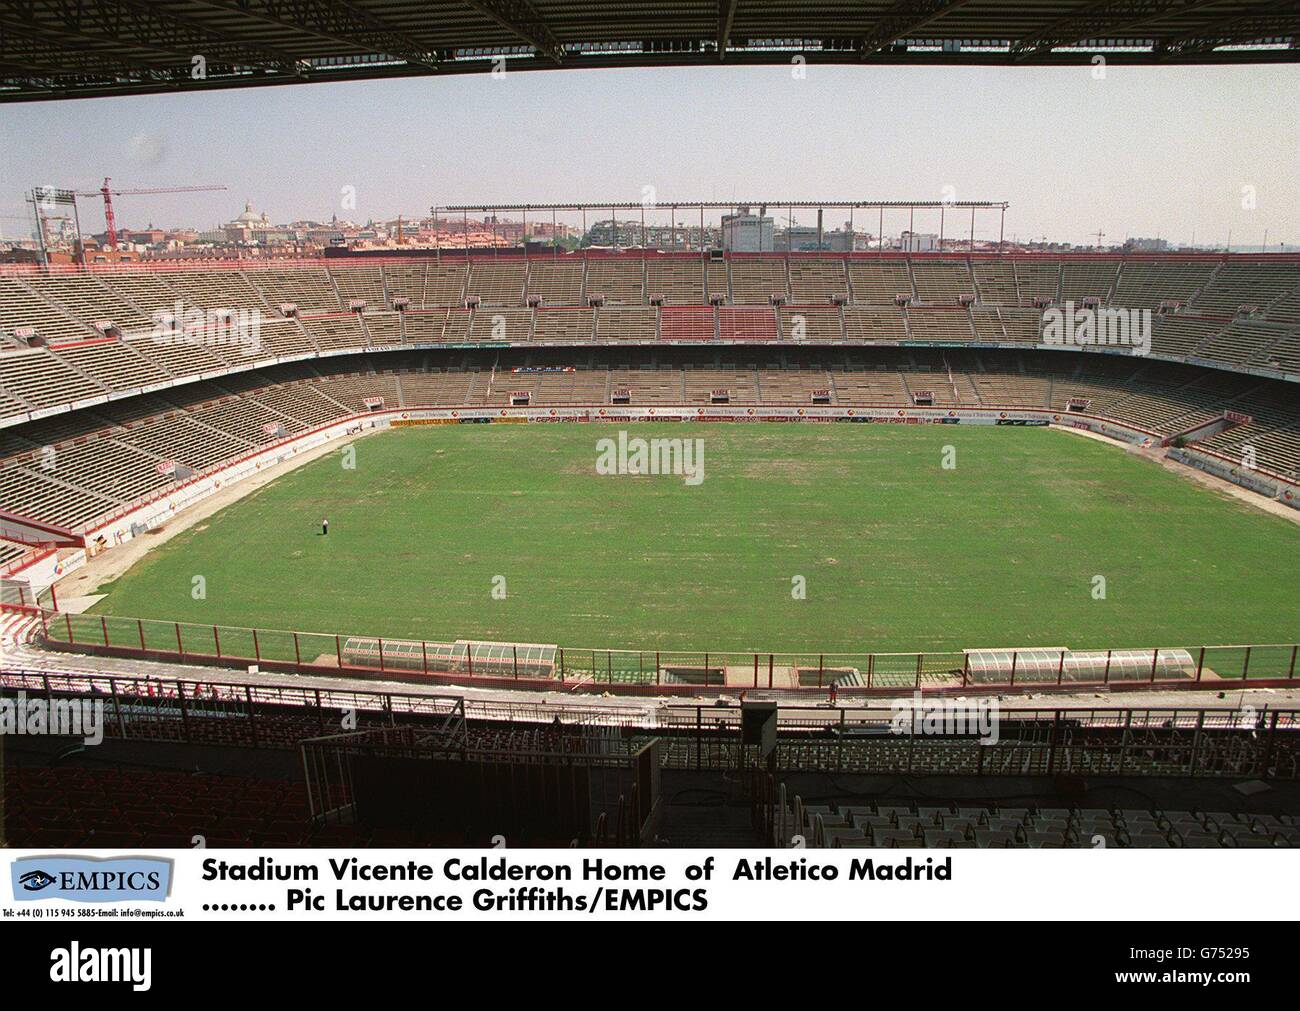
[1,62,1296,247]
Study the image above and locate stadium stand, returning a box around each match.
[159,268,269,314]
[911,259,974,303]
[363,312,404,348]
[778,306,843,342]
[585,258,645,305]
[0,346,107,408]
[718,307,779,341]
[469,307,533,342]
[532,307,595,343]
[245,266,340,314]
[905,307,975,342]
[526,259,584,306]
[0,277,96,342]
[842,304,908,340]
[646,258,706,305]
[383,263,428,308]
[788,258,849,303]
[729,258,789,305]
[659,306,716,341]
[1014,259,1061,305]
[1060,260,1119,302]
[595,306,656,342]
[1,258,1297,493]
[466,259,528,305]
[780,798,1300,849]
[848,259,913,303]
[424,263,469,307]
[4,343,1295,531]
[971,260,1018,305]
[1190,261,1300,318]
[329,264,387,308]
[1114,259,1219,308]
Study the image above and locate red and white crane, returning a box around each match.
[78,178,227,249]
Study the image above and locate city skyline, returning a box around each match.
[2,63,1296,249]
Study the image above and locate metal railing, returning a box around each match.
[25,606,1300,696]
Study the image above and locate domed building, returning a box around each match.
[222,201,274,243]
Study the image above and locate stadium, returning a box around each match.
[1,3,1298,853]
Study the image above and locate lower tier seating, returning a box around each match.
[0,347,1295,530]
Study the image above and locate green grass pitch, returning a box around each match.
[86,423,1298,656]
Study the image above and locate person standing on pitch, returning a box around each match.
[322,516,329,536]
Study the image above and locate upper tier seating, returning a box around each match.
[659,306,715,341]
[383,263,427,308]
[787,259,848,303]
[1,255,1297,428]
[595,307,657,342]
[729,259,789,305]
[911,260,974,303]
[1013,260,1061,305]
[1060,261,1119,302]
[424,263,469,307]
[1114,260,1219,309]
[0,347,106,409]
[99,270,186,320]
[1190,262,1300,318]
[848,260,912,303]
[0,277,96,342]
[972,260,1018,305]
[159,269,267,313]
[779,306,843,342]
[24,274,154,332]
[526,260,584,306]
[363,312,404,348]
[49,338,173,391]
[466,260,528,305]
[842,305,908,340]
[646,259,706,305]
[585,259,645,305]
[329,264,386,308]
[246,267,339,313]
[532,308,595,343]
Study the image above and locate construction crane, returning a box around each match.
[77,178,227,249]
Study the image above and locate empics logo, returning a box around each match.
[18,869,55,892]
[11,856,172,903]
[50,943,152,992]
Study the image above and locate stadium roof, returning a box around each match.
[2,1,1296,103]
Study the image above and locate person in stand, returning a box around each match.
[321,516,329,536]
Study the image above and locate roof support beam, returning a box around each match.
[462,1,564,62]
[718,0,738,60]
[1160,0,1299,55]
[859,0,974,55]
[186,0,440,70]
[1012,0,1236,60]
[1,0,299,73]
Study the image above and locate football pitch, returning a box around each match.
[86,424,1298,654]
